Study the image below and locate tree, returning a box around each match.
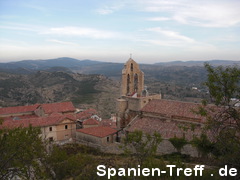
[191,134,215,158]
[199,63,240,169]
[46,144,98,180]
[169,136,188,154]
[0,125,48,179]
[121,130,162,166]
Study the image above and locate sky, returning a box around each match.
[0,0,240,63]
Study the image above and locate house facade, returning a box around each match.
[76,126,117,146]
[0,102,77,143]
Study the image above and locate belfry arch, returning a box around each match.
[127,74,130,94]
[134,73,138,92]
[121,58,144,96]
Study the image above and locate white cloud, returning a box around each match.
[41,26,120,39]
[146,27,195,43]
[142,0,240,27]
[97,8,114,15]
[147,17,171,21]
[96,3,124,15]
[0,24,42,32]
[47,39,79,46]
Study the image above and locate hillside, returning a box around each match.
[0,71,120,118]
[1,57,239,116]
[154,60,240,66]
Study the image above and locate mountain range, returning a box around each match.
[0,57,239,117]
[0,57,239,77]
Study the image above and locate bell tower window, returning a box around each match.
[131,63,133,71]
[127,74,130,94]
[134,73,138,92]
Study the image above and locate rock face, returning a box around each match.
[0,71,120,118]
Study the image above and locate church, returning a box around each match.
[116,58,207,155]
[116,58,161,128]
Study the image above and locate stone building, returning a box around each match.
[116,58,161,128]
[76,126,117,146]
[115,58,208,156]
[0,102,88,144]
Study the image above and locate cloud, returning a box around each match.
[96,3,124,15]
[146,27,195,43]
[142,0,240,27]
[41,26,120,39]
[47,39,79,46]
[147,17,171,21]
[0,24,41,32]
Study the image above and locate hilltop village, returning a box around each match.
[0,58,222,155]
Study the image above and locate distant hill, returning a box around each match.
[0,71,119,118]
[1,57,239,73]
[2,57,238,116]
[1,57,239,85]
[0,57,103,71]
[154,60,240,67]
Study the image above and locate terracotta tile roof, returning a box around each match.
[77,126,117,138]
[100,119,117,129]
[0,115,76,129]
[141,99,203,122]
[3,114,39,121]
[76,109,97,120]
[0,104,40,116]
[127,117,203,141]
[41,102,75,114]
[83,118,99,125]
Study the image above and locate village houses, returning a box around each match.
[1,58,237,155]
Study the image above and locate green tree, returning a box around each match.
[199,63,240,169]
[122,130,162,166]
[191,134,215,158]
[46,144,98,180]
[169,136,188,154]
[0,125,48,179]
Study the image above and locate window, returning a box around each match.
[134,74,138,92]
[127,74,130,94]
[49,137,53,142]
[65,125,68,129]
[107,137,109,142]
[49,127,52,131]
[131,63,133,71]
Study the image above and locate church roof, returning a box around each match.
[126,117,203,141]
[141,99,204,122]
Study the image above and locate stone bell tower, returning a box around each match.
[121,58,144,96]
[116,57,161,129]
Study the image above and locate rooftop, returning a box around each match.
[41,101,75,114]
[1,115,76,129]
[141,99,203,122]
[82,118,99,125]
[127,117,203,141]
[77,126,117,138]
[0,104,40,115]
[0,101,76,116]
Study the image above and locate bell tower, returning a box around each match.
[121,58,144,96]
[116,57,161,129]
